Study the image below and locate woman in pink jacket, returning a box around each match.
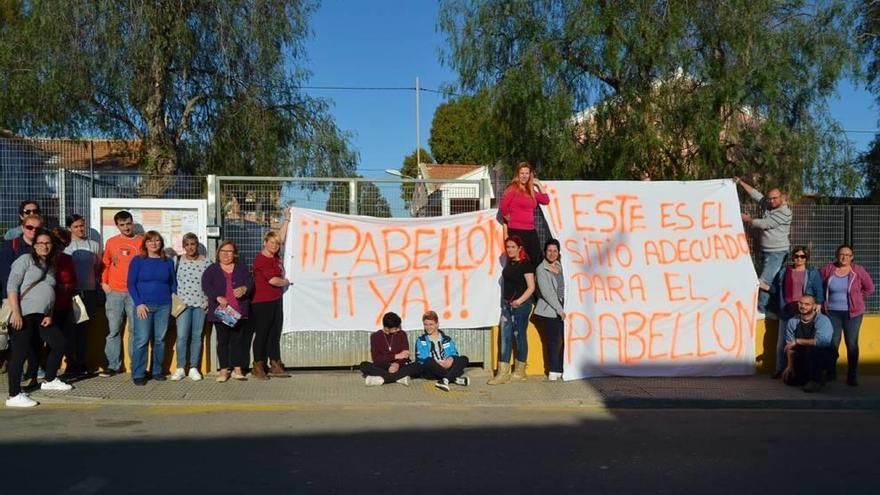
[819,244,875,386]
[499,161,550,269]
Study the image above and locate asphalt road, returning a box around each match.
[1,405,877,494]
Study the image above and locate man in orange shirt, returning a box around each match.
[100,211,143,376]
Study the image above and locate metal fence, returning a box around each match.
[3,135,880,367]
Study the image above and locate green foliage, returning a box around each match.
[429,94,491,164]
[859,0,880,201]
[0,0,357,180]
[326,179,392,218]
[439,0,862,196]
[399,148,433,209]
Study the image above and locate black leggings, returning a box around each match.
[508,228,541,270]
[250,299,283,362]
[8,314,66,397]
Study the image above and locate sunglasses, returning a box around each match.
[23,225,40,231]
[792,254,807,259]
[21,208,40,215]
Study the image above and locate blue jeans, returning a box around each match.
[130,303,171,380]
[758,250,788,313]
[826,310,863,379]
[105,290,134,371]
[500,301,533,363]
[175,306,206,369]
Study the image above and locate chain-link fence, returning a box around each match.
[2,135,879,316]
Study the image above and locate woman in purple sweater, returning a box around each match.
[202,240,253,382]
[819,244,875,386]
[127,231,177,385]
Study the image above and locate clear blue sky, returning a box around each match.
[304,0,878,180]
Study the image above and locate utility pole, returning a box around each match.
[416,76,421,172]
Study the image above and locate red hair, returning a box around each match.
[504,161,536,201]
[505,235,529,262]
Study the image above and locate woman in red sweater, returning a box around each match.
[250,208,291,379]
[499,161,549,269]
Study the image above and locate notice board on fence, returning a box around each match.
[542,179,759,379]
[283,207,505,332]
[90,198,208,254]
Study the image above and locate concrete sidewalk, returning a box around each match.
[3,369,879,410]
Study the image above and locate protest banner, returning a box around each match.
[283,207,505,331]
[543,179,759,379]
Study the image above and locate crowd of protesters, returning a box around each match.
[1,170,877,406]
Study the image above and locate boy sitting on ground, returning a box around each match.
[360,311,422,386]
[415,310,470,392]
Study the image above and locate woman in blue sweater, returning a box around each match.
[127,231,177,385]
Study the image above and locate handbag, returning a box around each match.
[171,293,186,318]
[72,294,89,324]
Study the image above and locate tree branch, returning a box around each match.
[89,95,144,139]
[175,93,205,144]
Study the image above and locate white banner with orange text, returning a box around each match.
[542,179,759,379]
[283,207,505,332]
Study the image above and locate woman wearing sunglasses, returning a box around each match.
[769,246,824,379]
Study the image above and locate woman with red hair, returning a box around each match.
[499,161,549,268]
[488,235,535,385]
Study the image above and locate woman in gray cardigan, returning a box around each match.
[534,239,565,381]
[5,230,72,408]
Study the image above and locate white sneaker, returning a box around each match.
[434,378,450,392]
[365,375,384,387]
[6,393,38,408]
[548,372,562,381]
[396,376,410,386]
[41,378,73,391]
[454,376,470,387]
[169,368,186,381]
[188,368,203,381]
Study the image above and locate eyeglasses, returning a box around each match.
[21,208,40,215]
[23,225,39,231]
[838,253,853,258]
[792,254,807,259]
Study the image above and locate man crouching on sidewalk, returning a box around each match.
[360,312,422,386]
[783,295,834,393]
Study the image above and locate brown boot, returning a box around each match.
[269,359,291,377]
[251,361,270,380]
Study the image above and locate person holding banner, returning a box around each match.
[415,310,470,391]
[127,231,177,385]
[768,246,824,379]
[250,216,291,380]
[534,239,565,382]
[499,161,549,269]
[202,241,253,382]
[489,236,535,385]
[360,312,421,386]
[819,244,875,386]
[734,177,791,314]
